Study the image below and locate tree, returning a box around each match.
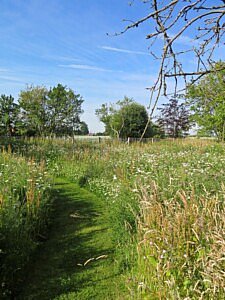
[96,97,155,138]
[74,121,89,135]
[157,98,190,138]
[19,85,48,136]
[0,95,20,136]
[47,84,84,136]
[186,62,225,141]
[18,84,84,137]
[116,1,225,125]
[96,97,132,138]
[119,102,151,138]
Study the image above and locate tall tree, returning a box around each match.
[18,84,84,136]
[19,85,48,136]
[119,102,151,138]
[0,95,20,136]
[96,97,155,139]
[157,98,190,138]
[47,84,84,136]
[96,97,132,138]
[186,62,225,141]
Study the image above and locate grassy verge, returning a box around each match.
[0,149,52,298]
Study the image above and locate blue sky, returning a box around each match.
[0,0,224,132]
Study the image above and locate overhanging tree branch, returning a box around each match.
[115,0,225,140]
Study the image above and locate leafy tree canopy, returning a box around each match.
[157,98,190,138]
[186,62,225,141]
[19,85,48,136]
[18,84,84,137]
[74,121,89,135]
[47,84,84,136]
[96,96,156,139]
[0,95,20,136]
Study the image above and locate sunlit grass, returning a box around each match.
[0,146,52,298]
[61,139,225,298]
[0,137,224,298]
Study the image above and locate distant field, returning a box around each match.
[71,135,111,139]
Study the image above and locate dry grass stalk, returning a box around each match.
[136,181,225,298]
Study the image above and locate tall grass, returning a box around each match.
[0,137,224,298]
[0,147,52,298]
[136,183,225,299]
[59,139,225,298]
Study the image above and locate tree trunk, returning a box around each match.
[222,121,225,142]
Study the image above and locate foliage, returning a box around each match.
[186,62,225,141]
[157,98,190,138]
[11,84,84,137]
[96,97,130,138]
[0,95,20,136]
[47,84,84,136]
[74,121,89,135]
[119,102,151,138]
[96,96,155,138]
[19,85,48,136]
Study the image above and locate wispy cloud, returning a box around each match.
[59,64,120,72]
[0,75,26,83]
[101,46,150,56]
[43,55,80,62]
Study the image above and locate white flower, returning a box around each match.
[138,282,144,287]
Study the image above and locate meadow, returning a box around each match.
[0,138,224,299]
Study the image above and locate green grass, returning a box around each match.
[19,178,126,300]
[1,138,225,298]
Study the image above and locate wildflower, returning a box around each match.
[138,282,145,287]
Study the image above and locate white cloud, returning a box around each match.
[59,64,120,72]
[101,46,150,56]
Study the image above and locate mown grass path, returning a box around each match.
[19,178,125,300]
